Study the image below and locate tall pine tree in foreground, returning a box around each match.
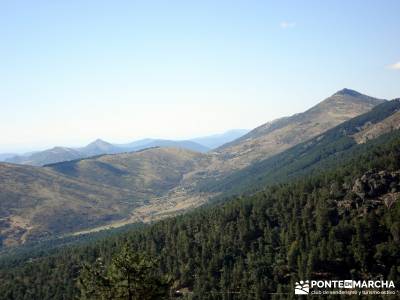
[78,245,171,300]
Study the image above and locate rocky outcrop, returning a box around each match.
[335,170,400,214]
[352,170,400,199]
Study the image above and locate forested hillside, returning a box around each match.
[1,127,400,299]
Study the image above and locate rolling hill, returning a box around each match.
[5,139,121,166]
[117,139,209,153]
[0,148,205,246]
[0,163,136,247]
[46,147,204,195]
[5,147,83,166]
[4,138,209,166]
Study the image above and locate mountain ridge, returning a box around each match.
[56,89,392,234]
[179,88,387,190]
[200,98,400,197]
[0,88,392,246]
[218,88,385,152]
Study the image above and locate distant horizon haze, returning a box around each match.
[0,128,250,154]
[1,1,399,152]
[0,87,394,153]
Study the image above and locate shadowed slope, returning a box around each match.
[0,163,136,246]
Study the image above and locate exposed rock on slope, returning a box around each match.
[337,170,400,213]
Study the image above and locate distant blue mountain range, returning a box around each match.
[191,129,250,149]
[1,129,249,166]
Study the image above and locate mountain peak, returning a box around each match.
[327,89,386,107]
[308,88,386,115]
[86,139,111,147]
[217,89,385,165]
[334,88,364,97]
[81,139,118,156]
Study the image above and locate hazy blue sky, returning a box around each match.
[1,0,399,152]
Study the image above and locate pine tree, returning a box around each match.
[78,245,171,300]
